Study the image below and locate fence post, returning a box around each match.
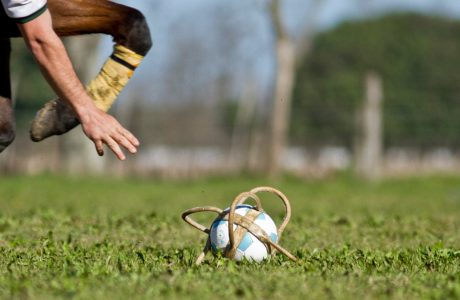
[355,71,383,180]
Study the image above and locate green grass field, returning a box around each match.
[0,174,459,299]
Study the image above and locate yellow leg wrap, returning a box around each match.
[86,44,144,112]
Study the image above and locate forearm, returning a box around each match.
[27,35,94,120]
[18,11,94,123]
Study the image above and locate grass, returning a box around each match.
[0,174,459,299]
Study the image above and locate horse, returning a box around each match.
[0,0,152,152]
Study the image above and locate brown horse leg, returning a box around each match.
[49,0,152,55]
[2,0,152,54]
[30,0,152,141]
[0,39,15,153]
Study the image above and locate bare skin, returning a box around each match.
[18,10,139,160]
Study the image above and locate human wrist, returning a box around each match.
[71,95,97,124]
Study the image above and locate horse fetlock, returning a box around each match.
[0,98,14,152]
[123,9,152,56]
[0,127,15,153]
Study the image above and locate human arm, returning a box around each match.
[17,10,139,160]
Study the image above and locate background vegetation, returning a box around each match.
[292,14,460,149]
[10,39,54,128]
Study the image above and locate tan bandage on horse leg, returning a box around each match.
[87,44,144,111]
[29,44,145,142]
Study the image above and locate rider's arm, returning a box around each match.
[17,10,139,160]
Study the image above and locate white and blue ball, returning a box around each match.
[209,205,278,262]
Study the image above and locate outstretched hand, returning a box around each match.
[80,107,139,160]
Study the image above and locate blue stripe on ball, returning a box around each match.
[238,232,254,252]
[256,213,266,221]
[270,233,278,243]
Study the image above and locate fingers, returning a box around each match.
[113,130,138,154]
[99,132,139,161]
[105,136,126,161]
[95,140,104,156]
[94,139,123,160]
[120,128,140,147]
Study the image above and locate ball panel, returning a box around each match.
[256,213,266,221]
[237,232,253,252]
[254,212,278,242]
[234,249,244,261]
[210,219,230,250]
[210,240,219,253]
[242,239,268,262]
[269,232,278,243]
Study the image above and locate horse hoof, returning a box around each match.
[0,131,15,153]
[30,99,80,142]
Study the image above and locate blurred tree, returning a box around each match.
[266,0,296,178]
[61,36,104,174]
[10,39,54,126]
[1,40,58,174]
[266,0,323,177]
[139,2,264,148]
[293,13,460,149]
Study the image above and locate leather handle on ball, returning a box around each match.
[249,187,292,240]
[181,206,223,234]
[227,192,262,255]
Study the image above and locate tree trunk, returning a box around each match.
[355,71,383,180]
[267,0,296,178]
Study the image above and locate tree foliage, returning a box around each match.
[292,13,460,149]
[10,39,55,127]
